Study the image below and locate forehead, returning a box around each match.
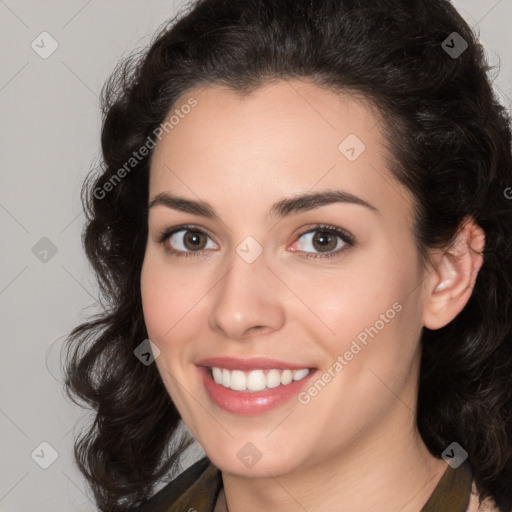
[148,80,411,221]
[151,80,380,164]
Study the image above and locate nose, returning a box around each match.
[207,246,286,340]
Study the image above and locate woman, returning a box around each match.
[63,1,512,511]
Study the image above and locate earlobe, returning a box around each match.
[423,218,485,330]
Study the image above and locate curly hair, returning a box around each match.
[63,0,512,510]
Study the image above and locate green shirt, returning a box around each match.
[134,456,474,512]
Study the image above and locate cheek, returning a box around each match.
[305,270,421,428]
[304,251,419,360]
[140,252,208,343]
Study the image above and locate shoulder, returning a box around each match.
[466,481,510,512]
[133,456,223,512]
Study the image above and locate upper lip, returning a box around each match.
[195,356,316,371]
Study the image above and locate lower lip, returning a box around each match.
[197,365,318,416]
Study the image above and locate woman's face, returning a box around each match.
[140,80,431,476]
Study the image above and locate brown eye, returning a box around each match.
[311,231,338,252]
[157,226,218,258]
[290,224,355,260]
[180,230,208,251]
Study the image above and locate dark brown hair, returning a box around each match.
[63,0,512,510]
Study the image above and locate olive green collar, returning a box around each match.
[420,460,473,512]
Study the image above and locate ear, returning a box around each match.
[422,217,485,330]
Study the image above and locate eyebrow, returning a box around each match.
[148,189,379,220]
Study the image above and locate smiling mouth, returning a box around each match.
[206,366,315,393]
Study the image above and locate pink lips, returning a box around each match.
[196,363,318,416]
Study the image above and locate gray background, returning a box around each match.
[1,1,511,511]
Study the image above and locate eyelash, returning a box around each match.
[156,223,355,260]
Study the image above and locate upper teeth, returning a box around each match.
[210,367,311,392]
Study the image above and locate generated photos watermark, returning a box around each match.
[93,97,198,200]
[298,301,403,405]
